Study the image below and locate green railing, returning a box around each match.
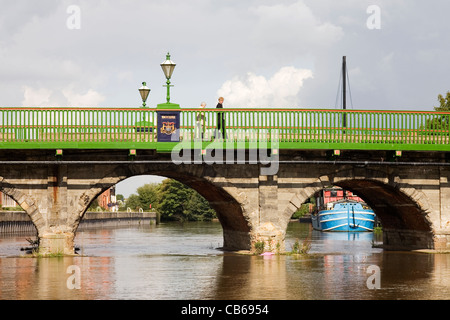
[0,107,449,151]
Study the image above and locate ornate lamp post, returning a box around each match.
[160,52,176,103]
[138,82,151,107]
[156,52,180,145]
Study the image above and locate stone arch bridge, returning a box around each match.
[1,149,449,255]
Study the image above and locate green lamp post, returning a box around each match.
[138,82,151,108]
[157,52,180,145]
[136,81,152,132]
[160,52,176,103]
[157,52,180,109]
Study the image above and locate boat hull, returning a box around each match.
[312,207,375,232]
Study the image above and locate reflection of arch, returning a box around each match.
[285,168,433,233]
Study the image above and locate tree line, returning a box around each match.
[118,179,217,222]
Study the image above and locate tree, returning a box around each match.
[125,194,142,211]
[183,191,216,221]
[135,183,159,210]
[422,91,450,132]
[435,91,450,112]
[123,179,217,221]
[156,179,216,221]
[125,183,159,211]
[156,179,190,220]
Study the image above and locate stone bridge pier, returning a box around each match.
[0,149,449,255]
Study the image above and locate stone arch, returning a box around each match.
[69,173,125,234]
[327,167,433,233]
[283,166,435,249]
[72,163,253,250]
[0,177,41,234]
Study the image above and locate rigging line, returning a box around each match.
[334,67,342,109]
[346,64,354,109]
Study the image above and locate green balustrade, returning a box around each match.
[0,107,449,151]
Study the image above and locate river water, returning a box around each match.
[0,221,449,301]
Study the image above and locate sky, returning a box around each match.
[1,0,449,196]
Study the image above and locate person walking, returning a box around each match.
[216,97,225,139]
[195,102,206,140]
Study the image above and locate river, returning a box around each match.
[0,221,449,301]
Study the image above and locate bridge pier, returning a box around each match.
[39,229,75,256]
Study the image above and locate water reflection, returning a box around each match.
[213,255,289,300]
[0,222,449,300]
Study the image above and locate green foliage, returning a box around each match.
[124,183,159,212]
[182,190,216,221]
[422,91,450,132]
[435,91,450,112]
[290,238,311,255]
[124,179,216,222]
[87,198,101,211]
[0,206,24,211]
[292,198,316,219]
[254,241,265,255]
[156,179,191,220]
[290,225,312,255]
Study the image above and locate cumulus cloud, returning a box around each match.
[21,85,106,107]
[62,88,106,107]
[22,86,53,106]
[217,66,313,108]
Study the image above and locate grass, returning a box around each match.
[290,225,313,255]
[290,238,312,255]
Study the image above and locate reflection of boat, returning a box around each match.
[312,188,376,232]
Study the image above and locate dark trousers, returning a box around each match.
[217,112,226,138]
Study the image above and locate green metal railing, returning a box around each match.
[0,107,449,151]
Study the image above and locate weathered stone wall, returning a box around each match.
[0,149,449,254]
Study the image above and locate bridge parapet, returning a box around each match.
[0,107,449,152]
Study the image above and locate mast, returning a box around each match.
[342,56,347,127]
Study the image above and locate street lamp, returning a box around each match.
[160,52,176,103]
[138,82,151,108]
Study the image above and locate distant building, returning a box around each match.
[98,186,118,212]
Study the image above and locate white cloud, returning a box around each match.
[62,88,106,107]
[217,66,313,108]
[22,86,52,106]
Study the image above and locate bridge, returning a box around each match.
[1,106,450,254]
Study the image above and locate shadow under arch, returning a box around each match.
[334,179,432,232]
[284,168,435,250]
[155,171,249,233]
[84,168,251,251]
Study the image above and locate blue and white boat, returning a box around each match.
[312,199,376,232]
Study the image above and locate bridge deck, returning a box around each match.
[0,107,449,151]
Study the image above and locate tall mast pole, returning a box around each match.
[342,56,347,127]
